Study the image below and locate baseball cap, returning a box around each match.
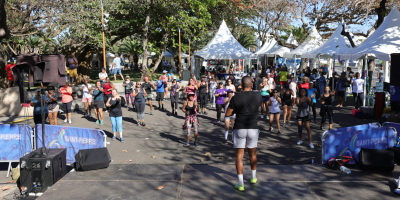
[173,76,177,80]
[163,70,168,73]
[227,89,234,93]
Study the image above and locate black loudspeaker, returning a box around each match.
[75,148,111,171]
[391,53,400,86]
[12,64,30,103]
[19,149,67,194]
[359,148,394,172]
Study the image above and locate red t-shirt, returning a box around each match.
[300,83,309,89]
[5,64,15,80]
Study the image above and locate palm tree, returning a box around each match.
[236,33,257,49]
[119,37,143,69]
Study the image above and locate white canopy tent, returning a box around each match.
[282,27,324,58]
[195,20,256,59]
[302,22,361,78]
[266,34,299,57]
[254,38,277,56]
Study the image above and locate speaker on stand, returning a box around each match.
[390,54,400,118]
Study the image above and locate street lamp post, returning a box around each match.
[101,0,107,69]
[179,28,182,79]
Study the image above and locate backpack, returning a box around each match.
[66,59,70,68]
[120,58,125,66]
[327,156,355,170]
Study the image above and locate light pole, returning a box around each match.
[100,0,107,70]
[188,38,191,71]
[179,28,182,79]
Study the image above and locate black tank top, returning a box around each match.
[185,101,196,115]
[109,98,122,117]
[323,94,332,105]
[199,82,207,94]
[282,90,291,101]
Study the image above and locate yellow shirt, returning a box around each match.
[279,71,288,81]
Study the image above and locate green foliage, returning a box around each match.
[236,33,257,49]
[280,26,311,44]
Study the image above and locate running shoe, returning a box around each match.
[281,123,286,128]
[141,122,146,127]
[183,141,190,146]
[150,112,154,115]
[84,113,88,117]
[297,140,303,145]
[268,127,273,131]
[261,115,264,119]
[64,119,67,123]
[309,143,314,148]
[137,122,140,126]
[320,126,324,131]
[250,177,257,184]
[204,111,208,115]
[120,138,125,143]
[68,120,72,124]
[194,142,199,147]
[112,136,116,141]
[100,120,104,125]
[223,139,228,145]
[266,115,269,120]
[234,183,245,192]
[88,114,92,118]
[278,131,281,135]
[95,120,99,124]
[216,120,221,123]
[105,110,108,113]
[286,122,291,126]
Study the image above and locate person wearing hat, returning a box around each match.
[123,76,135,110]
[67,53,78,86]
[30,88,49,125]
[223,89,235,144]
[197,75,209,115]
[215,82,227,122]
[182,92,199,147]
[167,76,181,115]
[111,53,124,83]
[5,59,15,88]
[154,75,167,110]
[80,78,93,118]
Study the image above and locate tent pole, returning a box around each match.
[384,60,389,82]
[332,54,335,91]
[363,55,367,107]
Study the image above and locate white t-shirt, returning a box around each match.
[267,77,275,89]
[81,84,92,98]
[288,80,297,93]
[352,78,364,93]
[113,57,121,68]
[99,72,108,79]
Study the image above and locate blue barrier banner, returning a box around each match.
[0,124,32,161]
[322,127,396,164]
[36,125,105,164]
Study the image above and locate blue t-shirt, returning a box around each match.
[307,88,318,103]
[92,87,104,101]
[155,81,165,92]
[167,73,174,76]
[31,95,49,115]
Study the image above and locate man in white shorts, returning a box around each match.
[288,74,297,106]
[226,76,262,192]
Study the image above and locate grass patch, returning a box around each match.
[89,70,177,83]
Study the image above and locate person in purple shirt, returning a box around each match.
[214,82,227,122]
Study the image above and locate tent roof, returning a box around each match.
[266,33,299,57]
[338,7,400,61]
[302,22,361,58]
[255,39,277,55]
[195,20,255,59]
[282,27,324,58]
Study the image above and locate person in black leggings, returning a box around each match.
[133,82,148,126]
[167,76,181,115]
[215,82,227,122]
[320,85,335,130]
[197,75,209,115]
[307,82,318,123]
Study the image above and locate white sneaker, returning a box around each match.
[266,115,269,120]
[261,115,264,119]
[64,119,67,123]
[68,120,72,124]
[309,143,314,148]
[297,140,303,145]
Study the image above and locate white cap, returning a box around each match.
[173,76,177,80]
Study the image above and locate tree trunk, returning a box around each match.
[140,0,154,81]
[374,0,387,30]
[0,0,9,41]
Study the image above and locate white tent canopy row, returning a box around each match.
[266,33,299,57]
[282,27,324,58]
[337,7,400,61]
[254,38,277,56]
[302,22,361,59]
[195,20,256,59]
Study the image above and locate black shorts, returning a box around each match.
[262,96,270,103]
[156,92,164,101]
[93,100,104,109]
[270,112,280,115]
[282,100,292,107]
[296,115,311,122]
[391,101,400,112]
[63,101,72,113]
[337,91,345,97]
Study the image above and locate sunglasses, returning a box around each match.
[137,83,141,85]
